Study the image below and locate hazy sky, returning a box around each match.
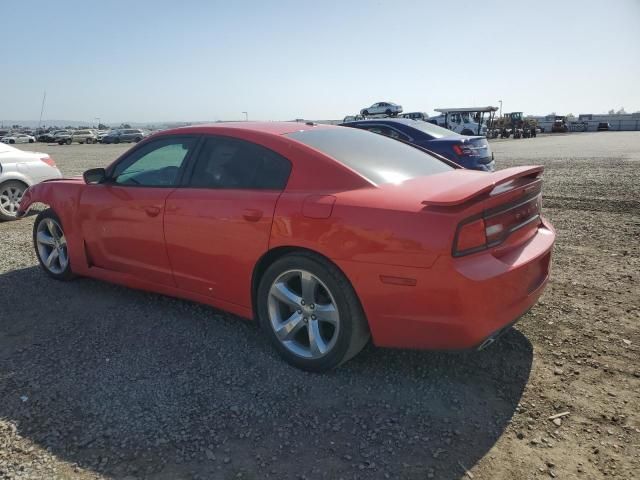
[2,0,639,123]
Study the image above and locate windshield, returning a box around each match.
[287,127,452,186]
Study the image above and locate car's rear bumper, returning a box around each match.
[337,218,555,350]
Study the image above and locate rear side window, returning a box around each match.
[359,125,410,141]
[287,127,452,186]
[188,136,291,190]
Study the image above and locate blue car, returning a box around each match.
[340,118,495,172]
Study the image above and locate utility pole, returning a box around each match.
[38,90,46,131]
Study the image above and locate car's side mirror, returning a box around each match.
[83,167,107,184]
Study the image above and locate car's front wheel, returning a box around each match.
[257,252,370,372]
[33,209,75,280]
[0,180,26,221]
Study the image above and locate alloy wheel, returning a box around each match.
[0,184,24,217]
[267,269,340,359]
[36,217,69,275]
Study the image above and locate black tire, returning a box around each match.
[114,138,120,144]
[0,180,27,221]
[461,129,474,136]
[257,252,370,372]
[385,109,392,116]
[362,110,369,116]
[28,139,34,143]
[134,137,142,143]
[9,139,15,144]
[33,209,75,281]
[66,138,72,145]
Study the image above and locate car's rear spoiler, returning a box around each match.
[421,166,544,207]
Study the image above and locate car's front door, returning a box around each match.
[164,135,291,307]
[78,136,198,286]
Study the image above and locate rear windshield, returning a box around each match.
[287,127,452,185]
[405,120,457,139]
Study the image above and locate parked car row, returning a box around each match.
[35,128,148,145]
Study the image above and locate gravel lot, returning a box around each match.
[1,132,638,479]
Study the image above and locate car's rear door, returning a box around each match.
[78,135,198,286]
[164,135,291,307]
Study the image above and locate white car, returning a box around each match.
[96,130,110,142]
[360,102,403,117]
[1,133,36,144]
[0,143,62,220]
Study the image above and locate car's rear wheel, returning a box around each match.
[33,209,75,280]
[0,180,26,221]
[362,110,369,116]
[257,252,370,372]
[385,109,392,116]
[28,139,34,143]
[9,139,15,144]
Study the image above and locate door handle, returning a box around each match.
[242,208,263,222]
[145,206,162,217]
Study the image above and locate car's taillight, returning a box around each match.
[453,141,486,157]
[452,144,470,156]
[40,156,56,167]
[453,195,542,257]
[454,218,487,255]
[485,196,541,246]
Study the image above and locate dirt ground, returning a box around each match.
[0,132,638,479]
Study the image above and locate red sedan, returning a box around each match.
[18,122,555,371]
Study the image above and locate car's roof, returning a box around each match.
[159,121,336,137]
[342,118,419,127]
[0,143,19,153]
[434,106,498,113]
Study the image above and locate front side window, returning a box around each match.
[188,136,291,190]
[112,137,196,187]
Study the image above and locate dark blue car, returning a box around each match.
[340,118,495,171]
